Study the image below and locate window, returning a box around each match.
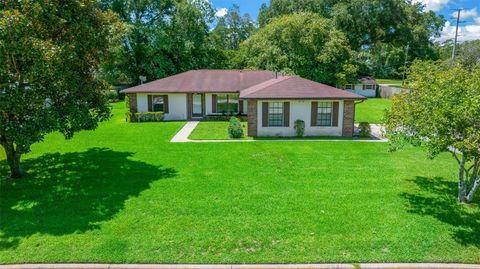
[344,84,354,90]
[317,102,332,126]
[364,84,374,90]
[217,94,239,114]
[268,102,284,127]
[152,96,164,112]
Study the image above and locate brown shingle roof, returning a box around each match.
[121,70,277,93]
[240,76,366,100]
[121,69,365,100]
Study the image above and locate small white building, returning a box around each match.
[343,77,378,98]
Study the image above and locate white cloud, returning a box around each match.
[438,20,480,42]
[215,8,228,18]
[412,0,450,12]
[451,8,478,19]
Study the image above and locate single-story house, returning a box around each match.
[121,70,366,137]
[343,77,378,97]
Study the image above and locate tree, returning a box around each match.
[436,40,480,71]
[385,61,480,203]
[0,1,123,178]
[100,0,221,86]
[211,5,256,51]
[236,12,357,86]
[257,0,445,78]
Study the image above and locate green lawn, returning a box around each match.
[377,79,411,89]
[377,79,403,87]
[356,98,392,124]
[1,102,479,264]
[189,121,251,140]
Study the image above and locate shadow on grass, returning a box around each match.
[0,148,177,250]
[402,176,480,247]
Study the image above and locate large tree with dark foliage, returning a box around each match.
[0,0,122,178]
[100,0,223,86]
[258,0,445,78]
[211,4,256,51]
[237,13,357,86]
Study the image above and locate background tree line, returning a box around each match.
[98,0,451,88]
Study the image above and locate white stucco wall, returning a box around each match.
[256,100,344,137]
[345,84,376,97]
[136,93,187,120]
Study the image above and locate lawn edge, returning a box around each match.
[1,263,480,269]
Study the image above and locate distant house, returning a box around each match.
[343,77,378,98]
[121,70,365,137]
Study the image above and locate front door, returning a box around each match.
[192,93,203,118]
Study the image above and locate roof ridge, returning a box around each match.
[240,76,291,97]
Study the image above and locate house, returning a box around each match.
[121,70,366,137]
[343,77,378,98]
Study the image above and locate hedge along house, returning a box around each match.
[122,70,366,137]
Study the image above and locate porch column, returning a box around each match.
[247,99,257,137]
[342,100,355,137]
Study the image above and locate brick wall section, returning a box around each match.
[247,100,258,137]
[342,100,355,137]
[127,93,138,113]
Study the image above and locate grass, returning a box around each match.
[1,101,479,264]
[188,122,368,141]
[356,98,392,124]
[377,79,410,89]
[189,121,251,140]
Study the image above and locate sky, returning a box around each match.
[210,0,480,42]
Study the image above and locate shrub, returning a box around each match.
[127,112,164,122]
[294,119,305,137]
[358,122,371,137]
[228,116,243,138]
[106,90,118,102]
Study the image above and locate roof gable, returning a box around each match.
[240,76,366,100]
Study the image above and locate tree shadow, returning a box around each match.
[401,176,480,247]
[0,148,177,250]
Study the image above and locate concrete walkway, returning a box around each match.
[170,121,387,143]
[1,263,479,269]
[170,121,200,142]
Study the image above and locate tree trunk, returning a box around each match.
[466,176,480,203]
[2,142,25,179]
[458,156,467,203]
[466,159,480,203]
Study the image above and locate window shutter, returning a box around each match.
[239,100,244,114]
[163,95,169,113]
[332,101,339,127]
[283,102,290,127]
[147,95,153,112]
[311,102,318,126]
[262,102,268,127]
[362,84,366,90]
[212,94,217,113]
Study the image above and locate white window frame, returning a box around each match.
[317,102,333,127]
[268,102,284,127]
[152,96,164,112]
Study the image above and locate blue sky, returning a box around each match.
[211,0,480,42]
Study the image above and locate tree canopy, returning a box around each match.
[258,0,445,78]
[99,0,223,85]
[236,12,357,86]
[385,61,480,203]
[0,0,122,178]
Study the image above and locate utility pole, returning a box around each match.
[451,9,462,60]
[402,43,409,86]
